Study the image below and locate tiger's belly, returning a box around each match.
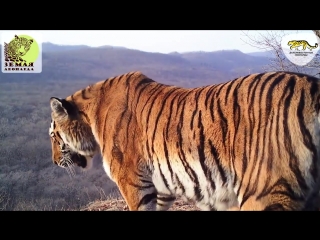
[151,160,239,211]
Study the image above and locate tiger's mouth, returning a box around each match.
[58,152,87,169]
[57,152,88,178]
[71,152,87,168]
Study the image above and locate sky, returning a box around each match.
[0,30,312,54]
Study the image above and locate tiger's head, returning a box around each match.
[49,97,99,174]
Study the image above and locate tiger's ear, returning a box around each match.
[50,97,67,116]
[50,97,75,118]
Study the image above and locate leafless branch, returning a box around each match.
[241,30,320,75]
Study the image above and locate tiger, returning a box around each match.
[49,70,320,211]
[4,35,34,63]
[287,40,318,51]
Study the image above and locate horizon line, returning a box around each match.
[0,41,269,55]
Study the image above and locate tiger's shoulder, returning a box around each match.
[104,71,156,87]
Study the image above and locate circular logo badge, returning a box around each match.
[281,31,320,66]
[9,34,39,65]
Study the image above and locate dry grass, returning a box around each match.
[81,196,320,211]
[81,197,200,211]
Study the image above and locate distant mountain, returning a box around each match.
[246,50,274,58]
[42,42,90,52]
[42,42,129,52]
[178,50,270,75]
[96,45,128,50]
[0,43,273,87]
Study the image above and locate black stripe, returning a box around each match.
[247,75,276,197]
[135,78,154,90]
[208,140,226,186]
[176,96,187,137]
[265,73,285,120]
[176,100,202,201]
[134,171,147,179]
[256,97,276,199]
[176,90,193,110]
[215,82,228,97]
[157,159,171,192]
[81,89,89,100]
[135,84,151,105]
[139,84,163,117]
[163,129,174,185]
[224,79,238,106]
[102,76,115,90]
[190,91,199,130]
[175,174,185,194]
[247,73,264,104]
[209,95,215,121]
[205,85,216,109]
[125,72,136,87]
[140,179,153,184]
[144,86,165,159]
[198,110,216,191]
[256,73,283,194]
[128,182,154,190]
[175,90,193,119]
[115,73,126,86]
[263,203,285,211]
[101,111,110,154]
[190,88,206,130]
[144,86,164,129]
[111,145,123,163]
[165,92,181,140]
[216,99,228,141]
[282,77,308,192]
[151,88,178,153]
[230,78,246,186]
[236,125,247,197]
[310,80,318,98]
[257,177,304,201]
[78,111,90,124]
[56,131,63,141]
[125,112,133,149]
[297,89,318,180]
[177,148,203,201]
[157,195,176,202]
[241,74,270,205]
[137,193,157,209]
[246,75,262,160]
[243,74,288,206]
[240,74,251,82]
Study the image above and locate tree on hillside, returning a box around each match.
[241,30,320,76]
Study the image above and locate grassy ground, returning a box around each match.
[81,197,200,211]
[81,196,320,211]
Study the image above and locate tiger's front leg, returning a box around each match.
[114,167,156,211]
[115,164,177,211]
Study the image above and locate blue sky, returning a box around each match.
[0,30,311,54]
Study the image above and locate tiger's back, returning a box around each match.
[49,71,320,210]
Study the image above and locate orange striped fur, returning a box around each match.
[49,71,320,211]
